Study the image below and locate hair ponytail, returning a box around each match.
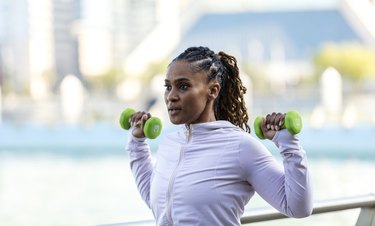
[215,52,250,133]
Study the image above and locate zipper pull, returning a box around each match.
[185,124,192,142]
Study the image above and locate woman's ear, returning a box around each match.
[208,83,220,100]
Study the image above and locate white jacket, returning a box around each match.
[127,120,313,226]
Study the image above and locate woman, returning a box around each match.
[127,46,313,226]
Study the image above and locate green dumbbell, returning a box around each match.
[254,110,302,140]
[119,108,162,139]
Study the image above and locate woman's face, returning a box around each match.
[164,60,216,125]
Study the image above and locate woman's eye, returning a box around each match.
[179,84,188,91]
[164,85,171,91]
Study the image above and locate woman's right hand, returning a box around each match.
[130,111,151,138]
[260,112,285,140]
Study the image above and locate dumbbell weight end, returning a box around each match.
[119,108,136,130]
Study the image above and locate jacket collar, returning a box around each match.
[180,121,238,142]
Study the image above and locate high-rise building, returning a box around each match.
[78,0,113,76]
[0,0,29,92]
[78,0,159,76]
[0,0,81,97]
[52,0,82,85]
[1,0,182,96]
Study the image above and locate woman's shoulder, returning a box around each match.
[216,126,264,151]
[237,130,273,157]
[237,130,260,147]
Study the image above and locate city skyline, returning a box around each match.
[0,0,348,96]
[0,0,374,126]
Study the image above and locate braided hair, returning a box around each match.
[171,46,251,133]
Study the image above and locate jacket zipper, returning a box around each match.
[166,126,191,225]
[166,146,184,225]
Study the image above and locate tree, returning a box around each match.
[314,42,375,82]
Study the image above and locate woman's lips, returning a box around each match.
[168,108,181,116]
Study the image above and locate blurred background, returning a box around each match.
[0,0,375,225]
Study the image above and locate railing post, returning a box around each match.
[355,207,375,226]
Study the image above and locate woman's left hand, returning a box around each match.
[260,112,285,140]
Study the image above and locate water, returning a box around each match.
[0,123,374,226]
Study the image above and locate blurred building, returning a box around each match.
[78,0,159,76]
[0,0,167,94]
[0,0,81,98]
[0,0,29,93]
[52,0,82,86]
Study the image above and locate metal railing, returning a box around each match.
[241,193,375,225]
[99,193,375,226]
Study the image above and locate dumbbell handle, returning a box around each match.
[119,108,162,139]
[254,110,302,140]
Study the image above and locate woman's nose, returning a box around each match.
[166,88,178,101]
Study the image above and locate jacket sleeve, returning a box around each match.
[240,130,313,218]
[126,134,153,208]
